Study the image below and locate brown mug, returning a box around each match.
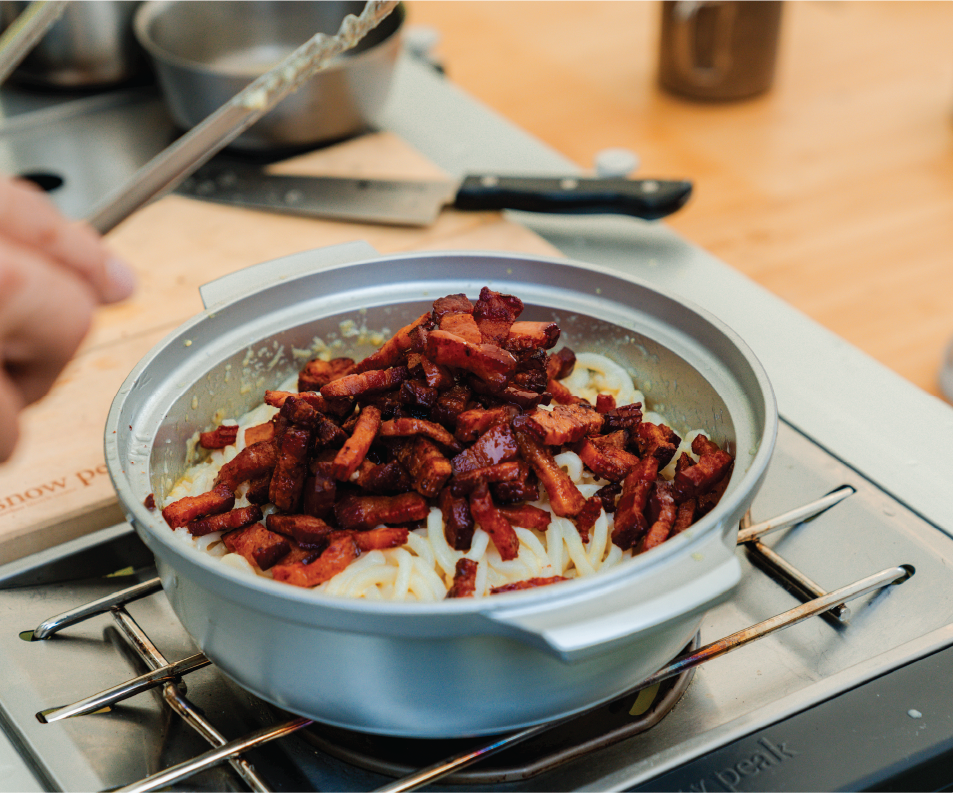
[658,0,783,101]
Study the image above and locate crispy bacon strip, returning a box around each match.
[265,389,350,417]
[546,347,576,380]
[595,481,622,513]
[635,422,681,468]
[450,460,523,496]
[392,436,452,498]
[271,534,359,587]
[673,498,697,534]
[473,286,523,345]
[469,482,520,561]
[223,522,291,570]
[351,458,412,494]
[321,367,408,400]
[162,483,235,529]
[491,576,569,594]
[334,492,430,531]
[426,330,517,390]
[244,421,275,446]
[454,405,519,443]
[330,405,382,481]
[512,417,586,517]
[497,503,551,531]
[354,312,431,373]
[438,486,475,551]
[491,461,539,503]
[187,505,262,537]
[199,424,239,449]
[572,495,603,543]
[419,357,455,390]
[450,421,520,474]
[576,433,640,483]
[215,440,277,491]
[302,465,336,518]
[379,417,464,455]
[611,455,658,550]
[338,526,410,552]
[602,402,643,433]
[548,377,586,406]
[440,312,482,345]
[674,434,733,501]
[266,513,333,547]
[446,558,478,598]
[432,293,473,323]
[298,357,356,392]
[432,383,471,428]
[505,320,560,352]
[525,402,604,445]
[595,393,616,414]
[268,427,310,512]
[641,481,676,552]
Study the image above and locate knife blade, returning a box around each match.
[176,161,692,226]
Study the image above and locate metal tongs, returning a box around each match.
[75,0,400,235]
[0,0,67,84]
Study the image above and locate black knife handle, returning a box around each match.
[453,175,692,220]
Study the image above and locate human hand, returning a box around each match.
[0,175,136,461]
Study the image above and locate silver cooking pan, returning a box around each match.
[104,243,777,738]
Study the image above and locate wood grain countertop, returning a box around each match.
[405,0,953,402]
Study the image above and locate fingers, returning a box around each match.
[0,374,22,463]
[0,175,135,305]
[0,238,96,411]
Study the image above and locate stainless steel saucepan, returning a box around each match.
[104,243,777,738]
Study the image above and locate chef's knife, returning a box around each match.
[176,161,692,226]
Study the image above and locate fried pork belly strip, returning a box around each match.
[379,417,464,455]
[321,366,409,400]
[298,357,356,392]
[512,417,586,517]
[330,405,382,481]
[674,433,733,501]
[438,486,475,551]
[187,504,262,537]
[334,492,430,531]
[391,436,452,498]
[446,558,478,598]
[491,576,569,594]
[269,427,311,513]
[215,440,277,491]
[611,455,659,550]
[469,482,519,561]
[426,329,517,390]
[473,286,523,345]
[354,312,431,374]
[576,432,639,483]
[223,522,290,570]
[525,402,604,445]
[266,513,333,547]
[271,534,360,587]
[641,481,676,552]
[505,321,560,352]
[162,483,235,529]
[199,424,239,449]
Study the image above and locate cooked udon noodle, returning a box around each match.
[165,352,706,600]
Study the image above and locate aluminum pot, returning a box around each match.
[133,0,404,152]
[105,243,777,738]
[0,1,149,88]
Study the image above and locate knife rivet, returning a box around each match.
[480,175,499,188]
[284,189,303,204]
[642,180,660,193]
[560,178,579,190]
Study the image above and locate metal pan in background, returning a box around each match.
[133,0,405,152]
[104,244,777,738]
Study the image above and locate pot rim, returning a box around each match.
[106,248,778,621]
[133,0,405,80]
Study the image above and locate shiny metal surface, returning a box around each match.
[0,1,147,88]
[134,0,404,151]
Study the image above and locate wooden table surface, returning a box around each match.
[405,0,953,401]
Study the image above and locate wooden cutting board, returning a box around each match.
[0,132,562,565]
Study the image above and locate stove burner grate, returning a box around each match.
[29,486,914,793]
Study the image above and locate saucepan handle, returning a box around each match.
[484,538,741,664]
[198,240,380,310]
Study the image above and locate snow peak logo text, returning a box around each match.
[0,464,110,516]
[682,738,797,791]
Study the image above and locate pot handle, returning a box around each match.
[484,551,741,664]
[198,240,381,310]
